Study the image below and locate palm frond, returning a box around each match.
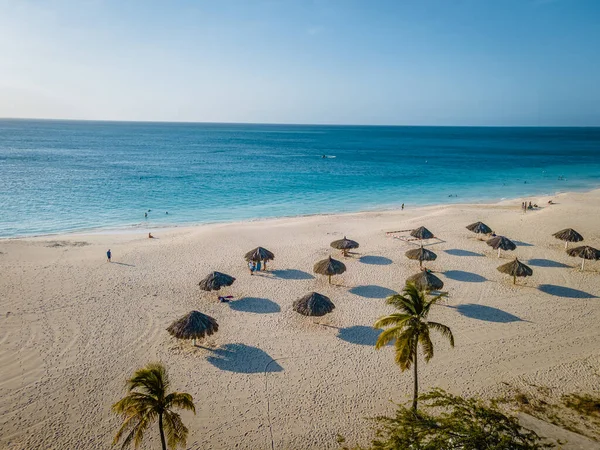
[375,326,405,349]
[163,410,189,449]
[428,321,455,347]
[165,392,196,414]
[127,363,169,399]
[373,313,411,330]
[419,328,434,362]
[112,392,158,414]
[394,329,418,370]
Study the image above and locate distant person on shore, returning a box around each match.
[148,232,153,239]
[401,203,404,210]
[144,212,147,218]
[248,260,255,275]
[528,201,533,210]
[107,249,112,262]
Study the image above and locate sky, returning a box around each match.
[1,0,599,126]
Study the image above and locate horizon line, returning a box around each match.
[1,116,599,128]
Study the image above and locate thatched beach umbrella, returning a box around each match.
[486,236,516,258]
[244,247,275,270]
[466,221,492,237]
[410,226,434,246]
[330,236,359,257]
[313,256,346,284]
[497,258,533,285]
[293,292,335,316]
[553,228,584,249]
[405,247,437,268]
[567,245,600,270]
[166,311,218,346]
[406,271,444,291]
[199,271,236,291]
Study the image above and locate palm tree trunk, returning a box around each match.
[412,346,418,411]
[158,413,167,450]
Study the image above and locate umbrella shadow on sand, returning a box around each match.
[538,284,597,299]
[349,285,397,299]
[446,304,527,323]
[527,259,570,268]
[206,343,283,373]
[359,255,393,265]
[333,325,385,346]
[513,240,534,247]
[270,269,315,280]
[444,249,484,257]
[443,270,487,283]
[229,297,281,314]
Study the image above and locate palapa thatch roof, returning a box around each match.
[166,311,218,340]
[330,236,359,251]
[313,256,346,283]
[497,258,533,284]
[405,247,437,267]
[486,236,516,251]
[199,271,236,291]
[406,271,444,291]
[567,246,600,260]
[466,221,492,235]
[313,256,346,276]
[244,247,275,262]
[410,226,434,240]
[293,292,335,316]
[567,245,600,270]
[553,228,584,243]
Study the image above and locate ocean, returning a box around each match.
[1,119,600,238]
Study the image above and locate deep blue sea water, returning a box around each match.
[1,119,600,238]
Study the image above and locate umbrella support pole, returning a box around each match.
[193,338,196,346]
[328,275,331,284]
[565,241,568,249]
[498,248,501,258]
[582,259,585,271]
[513,275,516,285]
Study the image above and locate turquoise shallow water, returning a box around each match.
[1,120,599,237]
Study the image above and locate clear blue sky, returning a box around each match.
[1,0,599,125]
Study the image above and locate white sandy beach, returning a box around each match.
[1,190,600,449]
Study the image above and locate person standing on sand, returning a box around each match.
[248,260,255,275]
[401,203,404,210]
[107,249,112,262]
[256,260,262,272]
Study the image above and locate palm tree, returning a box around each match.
[374,282,454,411]
[112,362,196,450]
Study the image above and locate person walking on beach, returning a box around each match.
[248,260,255,275]
[107,249,112,262]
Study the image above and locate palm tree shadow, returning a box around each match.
[349,285,397,299]
[538,284,597,299]
[270,269,314,280]
[228,297,280,314]
[206,343,283,373]
[336,325,385,346]
[446,303,527,323]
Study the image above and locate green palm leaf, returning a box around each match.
[112,363,196,450]
[374,282,454,410]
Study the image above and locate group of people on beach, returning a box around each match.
[521,201,538,212]
[248,260,264,275]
